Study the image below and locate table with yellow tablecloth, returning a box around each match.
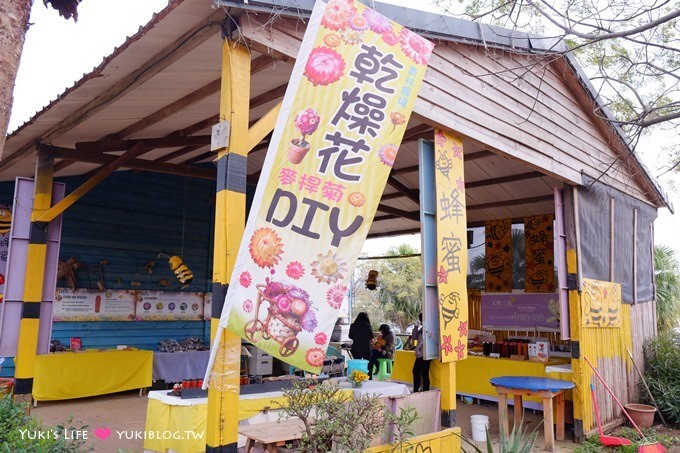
[33,349,153,402]
[392,350,572,408]
[144,380,408,453]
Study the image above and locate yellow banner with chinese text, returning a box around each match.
[208,0,434,374]
[434,130,468,362]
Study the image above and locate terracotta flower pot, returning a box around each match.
[624,403,656,428]
[288,139,310,164]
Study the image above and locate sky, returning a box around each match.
[8,0,679,256]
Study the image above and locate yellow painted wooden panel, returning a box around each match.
[366,427,461,453]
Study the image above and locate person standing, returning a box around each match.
[368,324,395,379]
[349,312,373,361]
[411,313,430,392]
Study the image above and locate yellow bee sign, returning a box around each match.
[582,278,622,327]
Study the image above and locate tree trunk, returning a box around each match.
[0,0,32,154]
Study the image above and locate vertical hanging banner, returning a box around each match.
[485,219,512,292]
[433,130,468,362]
[0,205,10,304]
[209,0,433,374]
[525,214,555,292]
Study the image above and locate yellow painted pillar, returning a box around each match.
[439,361,456,427]
[13,151,54,404]
[206,40,250,452]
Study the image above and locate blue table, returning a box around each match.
[490,376,574,451]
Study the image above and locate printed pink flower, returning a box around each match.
[399,27,433,65]
[441,335,453,356]
[454,339,466,360]
[321,0,356,31]
[378,144,399,167]
[452,141,463,159]
[381,30,399,46]
[305,47,345,86]
[286,261,305,280]
[239,271,252,288]
[458,320,468,338]
[364,8,392,34]
[276,295,292,313]
[306,347,326,367]
[348,14,368,31]
[243,299,253,313]
[326,284,347,309]
[295,108,320,138]
[434,130,447,146]
[314,332,328,345]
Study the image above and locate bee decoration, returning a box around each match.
[0,207,11,234]
[160,254,193,289]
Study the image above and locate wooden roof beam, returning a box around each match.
[386,174,420,205]
[47,145,214,180]
[467,195,553,211]
[0,10,224,171]
[76,135,211,152]
[376,204,420,221]
[465,171,545,189]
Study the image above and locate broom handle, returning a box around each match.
[590,384,605,436]
[583,355,646,438]
[627,348,668,427]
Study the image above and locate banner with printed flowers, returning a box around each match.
[434,130,469,362]
[208,0,434,374]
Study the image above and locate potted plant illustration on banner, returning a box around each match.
[289,108,321,164]
[206,0,434,377]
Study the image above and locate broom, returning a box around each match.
[583,356,665,453]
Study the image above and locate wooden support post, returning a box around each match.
[439,361,456,427]
[206,40,251,453]
[13,151,54,405]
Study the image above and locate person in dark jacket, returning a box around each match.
[368,323,395,379]
[349,312,373,361]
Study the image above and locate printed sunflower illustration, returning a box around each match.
[249,227,284,268]
[311,251,347,284]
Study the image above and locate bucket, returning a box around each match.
[471,414,489,442]
[346,359,369,378]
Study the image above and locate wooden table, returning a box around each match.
[239,419,306,452]
[490,376,574,451]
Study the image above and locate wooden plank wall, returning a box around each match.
[239,16,654,205]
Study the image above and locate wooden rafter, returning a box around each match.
[76,135,211,153]
[376,203,419,221]
[464,171,545,189]
[467,195,553,211]
[46,145,214,180]
[386,174,419,205]
[0,10,224,171]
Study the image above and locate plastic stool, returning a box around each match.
[374,358,393,380]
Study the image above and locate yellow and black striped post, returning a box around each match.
[13,151,54,404]
[206,40,250,453]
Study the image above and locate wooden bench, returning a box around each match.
[239,418,306,452]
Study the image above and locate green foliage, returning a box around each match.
[354,244,422,331]
[653,245,680,332]
[643,331,680,425]
[457,413,539,453]
[575,427,680,452]
[276,379,418,452]
[388,407,420,452]
[0,395,90,453]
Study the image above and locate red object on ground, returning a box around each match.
[584,356,665,453]
[591,383,631,446]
